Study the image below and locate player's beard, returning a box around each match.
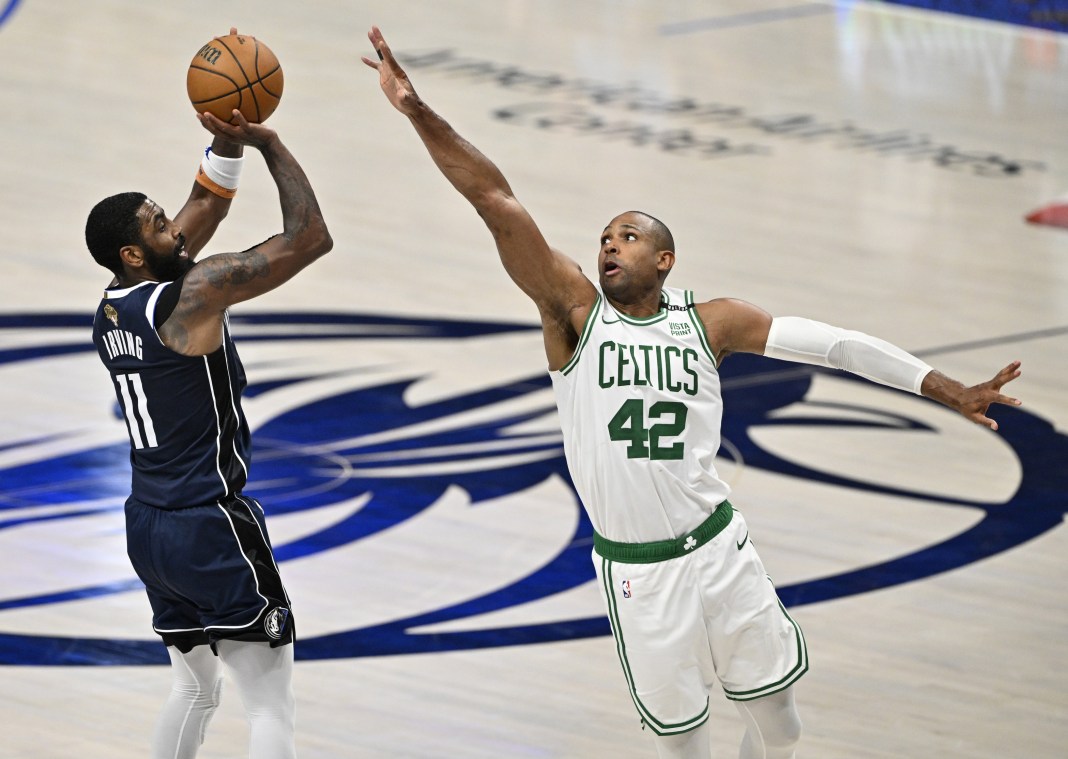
[144,234,193,282]
[599,268,640,303]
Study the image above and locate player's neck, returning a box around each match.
[606,288,665,318]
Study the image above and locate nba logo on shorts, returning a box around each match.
[621,579,632,599]
[264,607,289,639]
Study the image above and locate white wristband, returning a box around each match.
[201,147,244,190]
[764,316,932,395]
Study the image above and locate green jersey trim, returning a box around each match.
[559,292,602,376]
[616,294,669,325]
[685,290,718,365]
[722,588,809,701]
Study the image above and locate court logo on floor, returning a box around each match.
[0,312,1063,665]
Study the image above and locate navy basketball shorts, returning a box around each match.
[125,494,294,652]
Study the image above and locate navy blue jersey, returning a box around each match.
[92,280,251,508]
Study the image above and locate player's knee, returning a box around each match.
[243,684,296,729]
[768,706,802,750]
[172,674,222,708]
[738,690,802,756]
[206,676,223,711]
[778,716,802,750]
[248,689,295,716]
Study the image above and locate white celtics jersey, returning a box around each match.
[550,285,731,543]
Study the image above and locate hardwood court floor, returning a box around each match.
[1,1,1066,757]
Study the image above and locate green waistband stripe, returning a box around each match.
[594,501,733,563]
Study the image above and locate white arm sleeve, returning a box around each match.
[764,316,933,395]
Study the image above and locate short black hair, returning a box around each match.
[85,192,148,275]
[629,210,675,253]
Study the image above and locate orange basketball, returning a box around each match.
[187,33,283,123]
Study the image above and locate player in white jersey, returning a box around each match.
[553,286,731,542]
[363,27,1022,759]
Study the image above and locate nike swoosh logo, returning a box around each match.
[737,532,749,550]
[601,314,620,324]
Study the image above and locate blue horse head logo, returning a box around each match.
[0,312,1063,665]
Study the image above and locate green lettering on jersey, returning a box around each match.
[599,341,616,388]
[596,341,701,395]
[607,399,689,460]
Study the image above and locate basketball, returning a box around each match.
[187,33,284,123]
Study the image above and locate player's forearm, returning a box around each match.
[260,136,332,256]
[180,135,244,259]
[763,316,932,394]
[406,97,515,208]
[919,370,967,409]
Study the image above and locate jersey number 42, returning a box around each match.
[607,399,688,460]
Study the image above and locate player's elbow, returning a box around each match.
[471,184,508,210]
[474,189,521,230]
[291,216,333,260]
[313,232,334,259]
[307,219,333,258]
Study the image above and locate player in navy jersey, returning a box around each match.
[86,85,331,758]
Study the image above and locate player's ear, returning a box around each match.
[119,244,146,269]
[657,249,675,273]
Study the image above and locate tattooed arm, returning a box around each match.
[160,111,333,355]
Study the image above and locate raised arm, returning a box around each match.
[172,134,244,260]
[173,28,245,260]
[699,298,1022,431]
[160,112,332,355]
[362,26,595,367]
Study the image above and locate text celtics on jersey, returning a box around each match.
[597,340,700,396]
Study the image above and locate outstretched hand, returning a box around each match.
[197,109,278,151]
[361,26,420,115]
[929,360,1022,431]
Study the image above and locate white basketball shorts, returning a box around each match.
[593,503,808,736]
